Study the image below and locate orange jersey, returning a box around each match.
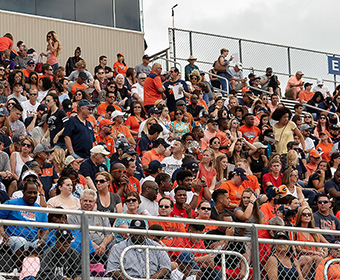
[141,149,165,167]
[148,219,186,233]
[97,103,122,115]
[113,61,127,76]
[144,71,164,106]
[241,174,260,192]
[129,176,141,194]
[219,180,244,206]
[94,132,115,155]
[111,124,132,139]
[71,82,88,96]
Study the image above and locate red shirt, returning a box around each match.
[171,204,196,219]
[239,125,261,143]
[144,71,163,106]
[262,173,283,190]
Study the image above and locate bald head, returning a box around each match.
[152,63,162,75]
[142,181,159,201]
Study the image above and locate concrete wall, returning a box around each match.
[0,10,145,74]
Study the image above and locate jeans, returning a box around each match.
[51,63,59,73]
[217,72,228,93]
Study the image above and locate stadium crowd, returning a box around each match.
[0,32,340,279]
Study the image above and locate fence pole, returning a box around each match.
[189,31,193,56]
[287,47,292,76]
[81,211,90,280]
[172,28,176,62]
[239,39,243,63]
[251,225,260,280]
[333,54,337,90]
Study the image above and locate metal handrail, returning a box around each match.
[324,258,340,280]
[152,56,183,75]
[119,245,249,280]
[213,87,229,95]
[149,48,170,60]
[201,70,229,96]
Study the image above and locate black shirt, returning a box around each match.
[79,158,108,183]
[187,104,204,118]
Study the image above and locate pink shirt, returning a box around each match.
[285,76,303,93]
[20,257,40,280]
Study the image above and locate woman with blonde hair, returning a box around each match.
[282,168,307,206]
[294,206,328,279]
[225,117,242,142]
[141,117,159,137]
[49,147,65,176]
[41,31,61,73]
[215,154,228,188]
[285,150,299,171]
[199,148,216,190]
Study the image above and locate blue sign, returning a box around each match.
[328,56,340,75]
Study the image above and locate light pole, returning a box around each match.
[171,4,178,29]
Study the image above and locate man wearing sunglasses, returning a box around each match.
[21,88,40,121]
[95,119,115,155]
[313,195,340,242]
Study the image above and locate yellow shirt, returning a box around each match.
[273,121,296,155]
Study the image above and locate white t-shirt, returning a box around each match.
[12,190,41,205]
[7,93,27,103]
[230,68,244,85]
[161,155,183,178]
[137,195,158,216]
[171,268,196,280]
[299,137,315,152]
[21,100,40,121]
[138,120,171,140]
[131,82,144,102]
[312,85,330,98]
[169,189,194,205]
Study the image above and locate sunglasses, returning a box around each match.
[140,77,146,80]
[175,113,183,115]
[242,196,251,199]
[213,141,220,144]
[98,72,105,74]
[159,205,170,209]
[318,200,329,204]
[126,198,137,203]
[200,207,211,211]
[113,169,126,174]
[134,106,141,109]
[22,143,32,148]
[95,179,107,184]
[320,117,326,120]
[104,125,112,129]
[29,93,38,96]
[48,68,53,71]
[0,69,5,71]
[302,213,312,217]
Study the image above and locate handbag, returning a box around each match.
[35,55,43,73]
[213,58,226,73]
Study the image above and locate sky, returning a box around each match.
[143,0,340,55]
[142,0,340,88]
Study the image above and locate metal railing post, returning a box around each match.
[81,211,90,280]
[287,47,292,76]
[239,39,243,63]
[172,28,176,62]
[251,225,260,280]
[189,31,193,56]
[333,54,337,90]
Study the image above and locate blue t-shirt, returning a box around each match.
[45,229,95,254]
[0,198,48,241]
[137,134,153,155]
[184,64,199,81]
[79,158,108,183]
[63,116,95,159]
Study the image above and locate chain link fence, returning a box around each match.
[2,206,340,279]
[167,28,340,94]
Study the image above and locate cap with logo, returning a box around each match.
[77,99,95,109]
[309,149,322,158]
[0,107,8,117]
[62,99,72,112]
[148,160,166,172]
[184,160,199,172]
[142,54,150,60]
[274,231,289,240]
[56,229,74,241]
[130,219,147,229]
[99,119,113,129]
[22,170,39,181]
[37,104,48,113]
[153,138,170,148]
[232,167,249,181]
[148,107,162,115]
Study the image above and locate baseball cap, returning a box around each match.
[316,78,324,85]
[142,54,150,60]
[331,153,340,161]
[79,72,87,80]
[199,110,209,118]
[125,146,138,155]
[0,107,8,117]
[38,114,48,126]
[248,73,256,79]
[117,52,124,57]
[90,145,110,156]
[153,138,170,148]
[77,99,95,109]
[130,219,146,230]
[309,149,321,158]
[62,99,72,112]
[34,143,53,154]
[296,71,304,76]
[13,82,23,87]
[232,168,249,181]
[207,118,218,124]
[300,124,311,131]
[304,82,313,88]
[178,252,200,269]
[330,124,340,130]
[185,160,199,172]
[235,62,243,70]
[148,160,166,172]
[148,107,161,115]
[56,229,73,241]
[266,67,273,72]
[114,138,129,150]
[274,231,289,240]
[65,155,83,166]
[99,119,113,128]
[27,59,34,65]
[111,110,125,119]
[37,104,48,114]
[176,100,186,106]
[22,170,39,181]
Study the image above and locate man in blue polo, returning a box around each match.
[79,145,109,191]
[64,99,95,159]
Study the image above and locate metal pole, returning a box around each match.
[333,54,337,90]
[251,225,260,280]
[81,211,90,280]
[287,47,292,76]
[239,39,242,63]
[145,247,150,280]
[172,28,176,62]
[189,31,193,56]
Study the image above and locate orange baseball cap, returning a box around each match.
[309,149,321,158]
[99,119,113,128]
[117,52,124,57]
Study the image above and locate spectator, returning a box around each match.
[307,160,331,194]
[325,167,340,200]
[114,73,131,110]
[131,73,146,104]
[316,131,332,161]
[93,66,109,102]
[239,113,261,144]
[306,149,322,175]
[259,67,281,96]
[315,239,340,279]
[142,138,169,170]
[65,47,82,76]
[312,78,331,98]
[71,71,88,96]
[314,195,340,242]
[195,200,218,233]
[285,70,304,100]
[184,55,199,81]
[67,60,94,87]
[113,52,127,77]
[161,139,184,178]
[107,219,171,279]
[79,145,109,191]
[299,82,314,103]
[14,45,31,69]
[111,110,136,146]
[281,168,307,206]
[171,252,202,280]
[144,63,165,112]
[94,55,113,79]
[137,123,163,156]
[37,229,82,280]
[125,101,146,140]
[40,31,61,72]
[63,99,96,159]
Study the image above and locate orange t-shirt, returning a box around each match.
[316,142,332,161]
[111,124,132,139]
[113,61,127,76]
[239,125,261,144]
[198,163,216,189]
[285,76,303,93]
[95,132,115,155]
[71,82,88,96]
[198,100,208,111]
[144,71,164,106]
[295,231,318,251]
[125,115,145,133]
[219,180,244,206]
[148,219,186,233]
[260,202,276,224]
[22,69,33,78]
[38,74,53,82]
[97,103,122,115]
[142,149,165,167]
[216,130,231,153]
[129,176,141,194]
[241,174,260,192]
[87,115,97,132]
[0,37,13,51]
[79,174,87,187]
[299,90,314,103]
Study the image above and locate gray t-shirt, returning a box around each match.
[0,151,10,172]
[9,119,26,137]
[313,211,340,242]
[135,63,151,76]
